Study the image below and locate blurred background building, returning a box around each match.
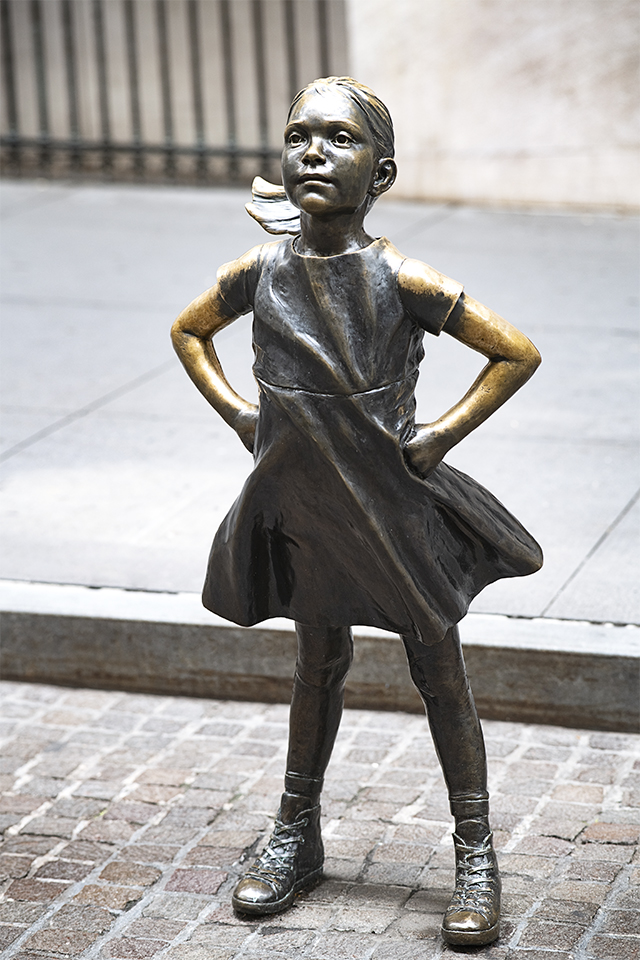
[1,0,638,209]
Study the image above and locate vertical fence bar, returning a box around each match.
[1,0,20,169]
[316,0,330,77]
[219,0,237,178]
[252,0,269,175]
[124,0,143,177]
[187,0,205,180]
[61,0,80,172]
[155,0,174,178]
[93,0,111,174]
[283,0,298,104]
[30,0,50,171]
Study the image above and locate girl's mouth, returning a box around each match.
[299,174,332,184]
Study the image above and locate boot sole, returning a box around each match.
[441,920,499,946]
[232,867,323,916]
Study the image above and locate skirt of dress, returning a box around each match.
[202,379,543,643]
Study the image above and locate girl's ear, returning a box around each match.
[370,158,397,198]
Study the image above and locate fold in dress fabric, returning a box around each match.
[203,237,542,643]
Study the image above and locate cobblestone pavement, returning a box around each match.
[0,682,638,960]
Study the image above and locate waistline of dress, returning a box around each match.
[254,375,416,400]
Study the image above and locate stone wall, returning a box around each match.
[347,0,639,209]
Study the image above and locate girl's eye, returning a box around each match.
[333,133,353,146]
[287,132,305,146]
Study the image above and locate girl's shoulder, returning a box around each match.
[216,239,287,315]
[381,240,464,336]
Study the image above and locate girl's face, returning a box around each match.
[282,88,380,219]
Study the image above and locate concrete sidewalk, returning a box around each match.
[0,680,639,959]
[1,179,638,623]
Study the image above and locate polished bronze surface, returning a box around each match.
[172,77,542,941]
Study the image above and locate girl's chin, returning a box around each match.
[299,201,361,220]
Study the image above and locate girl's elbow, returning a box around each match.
[171,314,189,347]
[528,342,542,372]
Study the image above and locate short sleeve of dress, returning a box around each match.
[216,244,264,316]
[398,258,464,336]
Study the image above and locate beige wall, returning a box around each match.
[347,0,639,209]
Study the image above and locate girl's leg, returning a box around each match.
[232,624,353,916]
[402,626,500,946]
[285,623,354,799]
[402,626,486,799]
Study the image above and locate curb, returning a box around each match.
[1,580,638,733]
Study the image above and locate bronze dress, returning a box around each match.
[203,237,542,644]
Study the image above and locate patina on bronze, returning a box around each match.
[171,77,542,947]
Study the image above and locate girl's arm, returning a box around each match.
[404,293,541,477]
[171,285,258,452]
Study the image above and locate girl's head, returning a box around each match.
[245,78,396,236]
[283,77,397,222]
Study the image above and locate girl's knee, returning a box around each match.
[402,628,470,701]
[295,624,353,689]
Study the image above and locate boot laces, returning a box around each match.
[447,833,498,919]
[246,816,308,886]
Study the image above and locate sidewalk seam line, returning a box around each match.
[0,360,175,464]
[540,484,640,617]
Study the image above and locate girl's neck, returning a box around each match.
[296,209,374,258]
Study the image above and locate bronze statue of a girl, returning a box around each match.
[172,77,542,947]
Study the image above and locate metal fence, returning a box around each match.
[0,0,348,183]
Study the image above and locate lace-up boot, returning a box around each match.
[441,798,501,946]
[231,791,323,915]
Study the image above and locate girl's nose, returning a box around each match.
[303,137,325,164]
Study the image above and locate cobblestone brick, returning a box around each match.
[0,856,32,881]
[50,903,113,933]
[34,859,93,881]
[534,898,599,924]
[123,917,187,939]
[583,823,640,844]
[78,819,136,843]
[183,845,243,867]
[142,894,207,920]
[99,862,162,887]
[6,878,69,901]
[187,924,251,947]
[103,937,167,958]
[130,784,182,804]
[576,843,634,863]
[519,918,587,949]
[600,910,640,935]
[60,840,115,863]
[305,931,378,958]
[165,868,228,894]
[21,815,77,839]
[587,934,640,959]
[162,946,231,960]
[0,901,47,924]
[500,853,558,877]
[548,880,610,904]
[22,928,99,954]
[362,862,422,886]
[74,883,144,910]
[246,929,315,951]
[75,780,123,800]
[118,844,180,863]
[105,801,161,824]
[372,943,441,959]
[564,858,625,882]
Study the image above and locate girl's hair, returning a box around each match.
[246,77,394,236]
